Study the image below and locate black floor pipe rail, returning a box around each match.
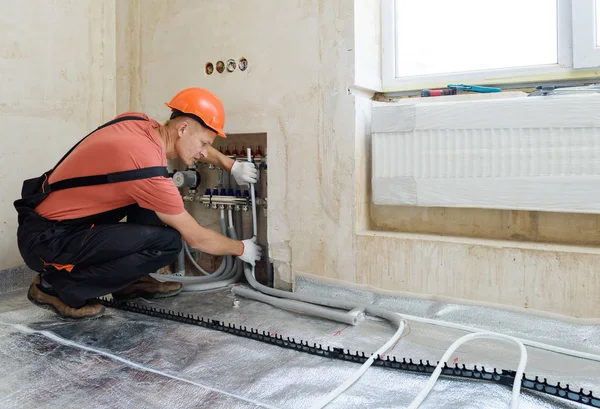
[97,297,600,408]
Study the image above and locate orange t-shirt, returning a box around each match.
[35,112,185,221]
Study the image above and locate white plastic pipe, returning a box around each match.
[408,332,528,409]
[309,318,407,409]
[387,312,600,364]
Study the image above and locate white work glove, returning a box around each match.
[230,161,258,186]
[238,237,262,266]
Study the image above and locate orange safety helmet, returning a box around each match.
[165,87,226,138]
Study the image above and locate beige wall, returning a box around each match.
[119,0,358,290]
[0,0,116,269]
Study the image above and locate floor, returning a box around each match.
[0,276,598,409]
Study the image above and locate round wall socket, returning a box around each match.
[227,59,237,72]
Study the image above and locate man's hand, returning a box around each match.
[238,236,262,266]
[230,161,258,186]
[200,146,259,186]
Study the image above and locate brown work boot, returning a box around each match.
[27,275,105,320]
[112,275,182,302]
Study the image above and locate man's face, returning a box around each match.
[175,120,217,165]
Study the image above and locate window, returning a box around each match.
[382,0,600,91]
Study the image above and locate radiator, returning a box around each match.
[371,93,600,213]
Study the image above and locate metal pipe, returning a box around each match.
[247,148,258,237]
[199,195,250,206]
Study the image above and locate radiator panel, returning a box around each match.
[372,95,600,213]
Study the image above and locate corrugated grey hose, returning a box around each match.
[232,286,361,325]
[181,209,231,280]
[234,266,406,328]
[151,210,232,284]
[182,212,243,292]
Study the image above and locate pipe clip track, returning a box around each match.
[97,297,600,408]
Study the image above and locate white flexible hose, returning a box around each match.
[408,332,528,409]
[309,318,407,409]
[391,313,600,364]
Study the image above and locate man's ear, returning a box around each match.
[177,121,188,138]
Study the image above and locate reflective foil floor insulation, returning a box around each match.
[0,275,598,409]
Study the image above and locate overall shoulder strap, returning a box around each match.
[48,166,169,192]
[45,115,169,193]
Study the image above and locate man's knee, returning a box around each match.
[159,227,182,254]
[170,228,183,253]
[138,225,181,253]
[144,228,181,269]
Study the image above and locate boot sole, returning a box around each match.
[112,286,183,302]
[27,287,105,321]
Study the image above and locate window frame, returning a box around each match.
[381,0,591,92]
[572,0,600,68]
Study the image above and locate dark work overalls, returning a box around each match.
[14,116,182,308]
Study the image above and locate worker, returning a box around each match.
[13,87,261,320]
